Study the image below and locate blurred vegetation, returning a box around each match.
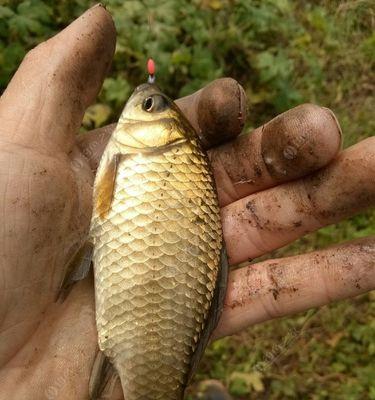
[0,0,374,398]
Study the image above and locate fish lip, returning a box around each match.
[114,138,188,154]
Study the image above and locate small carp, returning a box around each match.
[89,83,227,400]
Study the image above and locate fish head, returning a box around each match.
[115,83,195,150]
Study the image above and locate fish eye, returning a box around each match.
[143,97,154,112]
[142,95,169,113]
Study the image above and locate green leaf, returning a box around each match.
[17,0,52,23]
[229,371,265,394]
[0,5,14,19]
[82,103,112,129]
[0,42,25,86]
[100,77,131,110]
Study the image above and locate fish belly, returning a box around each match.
[91,141,222,400]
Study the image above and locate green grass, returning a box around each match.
[191,293,375,399]
[1,1,374,398]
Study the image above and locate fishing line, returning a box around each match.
[139,0,175,84]
[139,0,157,83]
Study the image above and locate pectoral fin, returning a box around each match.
[89,351,119,400]
[57,241,93,302]
[94,153,121,219]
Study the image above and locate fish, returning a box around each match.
[88,82,228,400]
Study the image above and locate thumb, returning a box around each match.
[0,4,116,154]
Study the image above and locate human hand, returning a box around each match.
[0,5,373,400]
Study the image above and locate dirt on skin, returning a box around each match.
[208,103,342,205]
[225,236,374,312]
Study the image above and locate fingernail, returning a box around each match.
[90,3,105,10]
[236,80,247,129]
[322,106,343,148]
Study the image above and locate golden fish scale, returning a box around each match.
[91,139,222,400]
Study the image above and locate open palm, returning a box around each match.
[0,6,373,400]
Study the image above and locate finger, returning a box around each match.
[77,78,247,170]
[209,104,342,206]
[177,77,246,149]
[0,4,116,154]
[214,236,375,339]
[222,137,375,265]
[77,123,116,170]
